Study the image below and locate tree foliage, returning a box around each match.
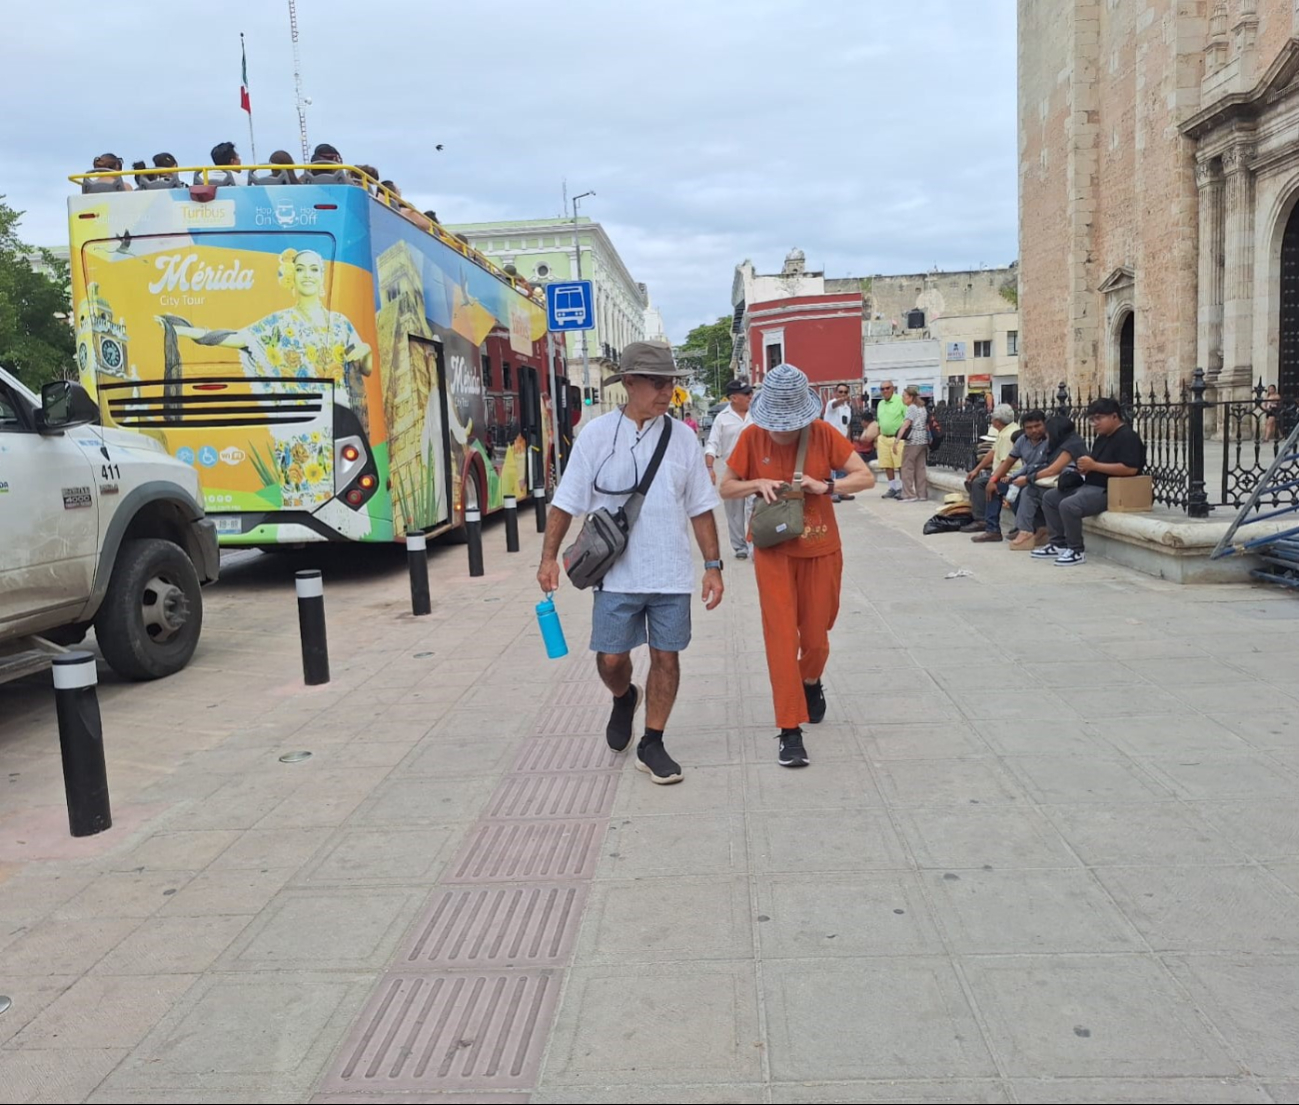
[674,315,734,401]
[0,198,75,388]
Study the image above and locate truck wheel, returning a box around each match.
[95,538,203,680]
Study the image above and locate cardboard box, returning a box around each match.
[1107,475,1153,513]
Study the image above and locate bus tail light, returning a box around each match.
[332,419,379,512]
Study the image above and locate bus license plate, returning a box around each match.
[214,517,242,534]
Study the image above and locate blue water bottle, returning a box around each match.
[536,593,569,659]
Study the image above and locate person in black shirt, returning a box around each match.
[1035,397,1145,567]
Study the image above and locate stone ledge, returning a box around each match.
[917,467,1291,584]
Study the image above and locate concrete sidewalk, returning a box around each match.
[2,497,1299,1103]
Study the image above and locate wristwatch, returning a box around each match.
[704,559,724,572]
[825,478,836,497]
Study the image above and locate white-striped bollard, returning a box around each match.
[52,651,112,837]
[295,570,330,685]
[533,485,547,533]
[406,532,431,615]
[504,496,520,553]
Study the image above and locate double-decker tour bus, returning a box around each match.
[67,163,569,546]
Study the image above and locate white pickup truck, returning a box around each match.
[0,367,218,683]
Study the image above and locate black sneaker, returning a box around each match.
[803,681,827,724]
[778,728,809,767]
[606,683,643,752]
[636,738,683,785]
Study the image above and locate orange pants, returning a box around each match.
[752,548,843,728]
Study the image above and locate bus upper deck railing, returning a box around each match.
[67,164,545,306]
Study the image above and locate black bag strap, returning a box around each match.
[621,416,674,527]
[635,416,673,495]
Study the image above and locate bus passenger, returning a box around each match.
[90,153,132,190]
[269,150,300,184]
[199,141,242,186]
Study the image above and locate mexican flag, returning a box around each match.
[240,37,251,113]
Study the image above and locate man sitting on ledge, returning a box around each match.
[1034,397,1146,568]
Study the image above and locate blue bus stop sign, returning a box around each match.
[546,281,594,331]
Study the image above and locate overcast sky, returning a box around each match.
[2,0,1016,342]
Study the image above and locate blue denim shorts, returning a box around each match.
[590,591,693,654]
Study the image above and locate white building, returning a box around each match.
[447,217,648,413]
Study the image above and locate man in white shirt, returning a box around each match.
[539,342,724,786]
[822,383,856,502]
[704,379,755,559]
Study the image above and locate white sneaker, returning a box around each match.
[1031,543,1062,559]
[899,496,922,502]
[1054,549,1086,566]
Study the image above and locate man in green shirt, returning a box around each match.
[874,381,908,499]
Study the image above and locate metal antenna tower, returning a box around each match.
[288,0,310,160]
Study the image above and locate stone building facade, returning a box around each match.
[731,251,1020,403]
[1019,0,1299,410]
[863,268,1021,404]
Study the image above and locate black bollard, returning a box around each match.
[295,569,330,685]
[504,495,520,553]
[466,508,484,577]
[406,532,431,615]
[533,484,547,533]
[51,651,112,838]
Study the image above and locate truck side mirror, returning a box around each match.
[38,380,100,432]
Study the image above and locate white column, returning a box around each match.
[1196,157,1226,381]
[1220,141,1256,388]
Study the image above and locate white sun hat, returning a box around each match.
[749,363,824,432]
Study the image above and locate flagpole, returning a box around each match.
[241,32,258,165]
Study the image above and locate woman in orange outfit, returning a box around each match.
[720,363,875,766]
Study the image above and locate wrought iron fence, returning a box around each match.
[1218,388,1299,512]
[926,372,1228,516]
[925,373,1299,516]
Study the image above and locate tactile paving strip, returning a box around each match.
[512,735,621,773]
[547,679,615,708]
[530,704,607,736]
[485,772,619,820]
[323,969,558,1093]
[402,884,587,969]
[447,819,606,883]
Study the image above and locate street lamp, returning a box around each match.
[572,191,595,391]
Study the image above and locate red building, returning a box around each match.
[746,293,864,396]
